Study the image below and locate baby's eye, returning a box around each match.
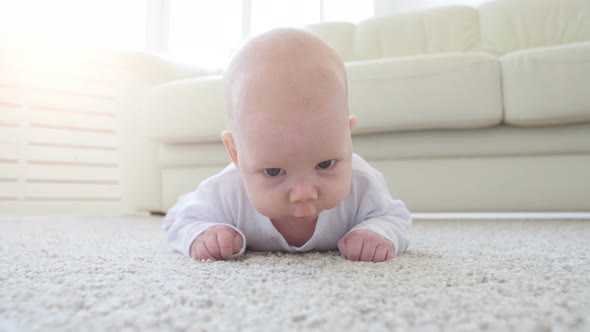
[316,160,336,170]
[263,168,285,177]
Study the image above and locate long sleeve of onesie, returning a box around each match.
[345,161,412,256]
[162,166,247,257]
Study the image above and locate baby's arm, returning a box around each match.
[337,167,411,262]
[190,225,243,261]
[339,203,410,263]
[162,173,247,260]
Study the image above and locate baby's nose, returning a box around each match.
[289,182,318,203]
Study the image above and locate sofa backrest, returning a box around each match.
[479,0,590,55]
[305,0,590,61]
[306,6,481,61]
[354,6,481,60]
[303,22,357,62]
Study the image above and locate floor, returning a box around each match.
[0,214,589,331]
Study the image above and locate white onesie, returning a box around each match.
[163,153,411,257]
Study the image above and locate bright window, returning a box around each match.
[250,0,320,36]
[0,0,27,33]
[35,0,146,49]
[166,0,373,68]
[323,0,374,23]
[0,0,146,49]
[0,0,375,67]
[168,0,242,69]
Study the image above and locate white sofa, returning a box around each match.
[117,0,590,214]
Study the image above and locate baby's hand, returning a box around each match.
[190,226,243,261]
[337,230,395,262]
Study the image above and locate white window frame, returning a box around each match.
[145,0,361,54]
[145,0,170,52]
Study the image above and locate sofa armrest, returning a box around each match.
[115,50,224,213]
[145,75,226,143]
[116,50,221,88]
[116,50,222,213]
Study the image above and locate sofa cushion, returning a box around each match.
[479,0,590,55]
[346,52,502,134]
[352,123,590,161]
[354,6,480,60]
[145,75,226,143]
[117,51,220,87]
[501,41,590,126]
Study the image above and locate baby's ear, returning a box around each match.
[221,130,239,167]
[349,116,358,131]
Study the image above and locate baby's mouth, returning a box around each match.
[291,202,319,221]
[293,210,318,221]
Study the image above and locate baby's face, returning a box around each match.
[235,89,354,224]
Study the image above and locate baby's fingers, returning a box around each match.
[385,248,396,261]
[193,240,216,261]
[359,240,377,262]
[233,232,243,255]
[204,235,222,260]
[216,228,236,259]
[343,236,364,261]
[373,244,390,262]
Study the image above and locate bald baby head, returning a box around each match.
[223,28,349,132]
[220,29,356,222]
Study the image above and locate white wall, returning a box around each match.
[374,0,491,16]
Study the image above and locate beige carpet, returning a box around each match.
[1,215,589,331]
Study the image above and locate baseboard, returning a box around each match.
[412,212,590,220]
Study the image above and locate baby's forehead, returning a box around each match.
[239,113,351,165]
[224,28,347,126]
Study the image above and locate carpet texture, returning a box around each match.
[1,215,589,331]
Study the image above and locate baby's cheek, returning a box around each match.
[249,185,285,218]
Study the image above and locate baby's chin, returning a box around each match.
[269,215,319,224]
[258,208,319,223]
[263,206,338,223]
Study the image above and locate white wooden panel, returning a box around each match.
[0,47,121,213]
[0,127,21,143]
[25,74,116,99]
[0,181,19,198]
[28,109,115,131]
[0,49,117,82]
[25,182,120,199]
[0,66,23,87]
[29,127,116,148]
[0,143,19,161]
[0,67,115,95]
[27,91,115,115]
[0,161,20,178]
[0,87,24,104]
[27,145,118,164]
[0,104,22,125]
[26,163,119,182]
[39,60,117,83]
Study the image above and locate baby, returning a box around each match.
[163,28,411,262]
